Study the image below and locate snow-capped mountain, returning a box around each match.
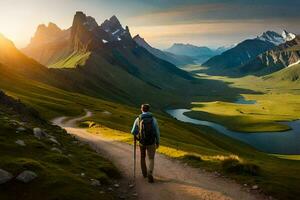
[257,30,296,46]
[282,30,296,42]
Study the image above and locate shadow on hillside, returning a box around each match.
[189,75,262,104]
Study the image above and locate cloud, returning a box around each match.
[128,1,300,26]
[130,18,300,49]
[128,3,233,26]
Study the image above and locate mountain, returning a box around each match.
[240,35,300,75]
[202,30,297,76]
[214,45,235,54]
[202,39,275,75]
[133,34,195,66]
[257,30,296,46]
[165,43,217,64]
[0,33,49,79]
[22,12,197,105]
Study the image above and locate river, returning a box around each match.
[166,97,300,154]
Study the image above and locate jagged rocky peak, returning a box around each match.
[35,22,62,36]
[72,11,98,32]
[102,16,121,31]
[99,15,131,41]
[133,34,144,41]
[133,34,151,48]
[29,22,65,45]
[100,15,122,32]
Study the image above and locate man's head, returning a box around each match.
[141,104,150,112]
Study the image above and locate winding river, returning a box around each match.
[166,97,300,155]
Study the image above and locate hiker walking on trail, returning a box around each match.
[131,104,160,183]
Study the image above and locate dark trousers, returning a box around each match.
[140,144,156,176]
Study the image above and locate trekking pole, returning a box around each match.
[133,135,137,180]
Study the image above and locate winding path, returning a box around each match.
[52,110,266,200]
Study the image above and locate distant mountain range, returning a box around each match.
[202,30,297,76]
[241,35,300,76]
[165,43,230,64]
[11,12,200,105]
[133,35,195,66]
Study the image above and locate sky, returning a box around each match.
[0,0,299,49]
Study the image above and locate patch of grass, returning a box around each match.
[221,156,260,176]
[181,154,203,162]
[272,154,300,161]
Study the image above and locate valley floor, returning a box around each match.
[186,71,300,133]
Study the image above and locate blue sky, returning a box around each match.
[0,0,299,49]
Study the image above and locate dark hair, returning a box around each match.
[141,104,150,112]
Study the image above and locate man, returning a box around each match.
[131,104,160,183]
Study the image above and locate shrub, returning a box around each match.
[221,157,260,176]
[182,154,203,162]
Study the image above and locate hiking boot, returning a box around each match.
[148,175,154,183]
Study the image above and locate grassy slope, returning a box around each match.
[1,67,300,199]
[0,93,119,200]
[49,52,91,68]
[265,63,300,82]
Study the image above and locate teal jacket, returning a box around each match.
[131,112,160,145]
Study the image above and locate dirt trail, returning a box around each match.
[52,110,266,200]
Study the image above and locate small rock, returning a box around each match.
[91,179,101,186]
[108,187,113,191]
[99,191,105,194]
[129,184,134,188]
[16,170,37,183]
[102,111,112,115]
[0,169,13,184]
[15,140,26,146]
[81,173,85,177]
[33,128,44,139]
[10,120,22,126]
[114,183,120,188]
[252,185,259,190]
[17,127,26,132]
[72,141,79,144]
[49,138,60,145]
[51,147,62,154]
[119,195,126,199]
[243,183,248,187]
[132,193,138,197]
